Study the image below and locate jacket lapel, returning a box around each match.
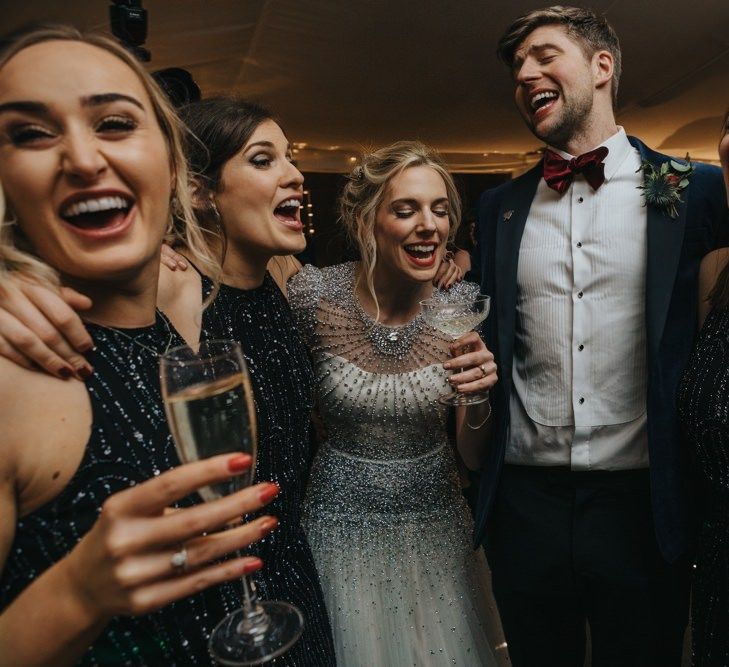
[629,137,689,361]
[494,164,542,392]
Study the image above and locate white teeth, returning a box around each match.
[276,198,301,209]
[406,244,435,253]
[62,196,129,218]
[530,91,558,110]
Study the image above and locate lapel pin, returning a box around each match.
[503,210,513,222]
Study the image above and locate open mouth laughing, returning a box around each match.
[529,89,559,119]
[60,190,135,237]
[403,242,438,267]
[273,195,303,230]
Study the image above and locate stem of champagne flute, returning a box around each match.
[237,573,270,637]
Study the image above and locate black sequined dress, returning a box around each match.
[201,274,335,666]
[677,306,729,666]
[0,313,246,666]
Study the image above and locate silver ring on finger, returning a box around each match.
[170,545,188,574]
[479,363,488,378]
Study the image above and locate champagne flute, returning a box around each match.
[160,339,303,666]
[420,295,491,406]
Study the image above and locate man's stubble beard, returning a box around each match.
[529,89,594,150]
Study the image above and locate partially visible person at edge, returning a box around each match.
[676,110,729,667]
[0,25,279,666]
[472,6,728,667]
[288,141,507,666]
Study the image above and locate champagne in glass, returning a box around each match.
[420,295,491,406]
[160,339,303,666]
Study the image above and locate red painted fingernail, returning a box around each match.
[259,516,279,533]
[78,366,93,380]
[243,557,264,574]
[227,454,252,473]
[58,367,72,378]
[258,482,280,503]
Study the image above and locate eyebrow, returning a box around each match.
[0,92,144,116]
[244,140,292,154]
[513,42,563,68]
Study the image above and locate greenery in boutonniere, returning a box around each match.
[637,156,694,219]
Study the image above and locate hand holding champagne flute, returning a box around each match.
[160,340,303,666]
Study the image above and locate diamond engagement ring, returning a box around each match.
[170,546,188,573]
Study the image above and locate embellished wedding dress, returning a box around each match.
[288,262,502,666]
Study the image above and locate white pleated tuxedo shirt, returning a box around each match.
[505,128,649,470]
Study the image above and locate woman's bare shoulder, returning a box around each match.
[0,358,91,514]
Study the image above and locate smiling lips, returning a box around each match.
[404,242,438,267]
[59,191,135,238]
[273,196,303,230]
[529,89,559,120]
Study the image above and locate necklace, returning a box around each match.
[350,282,424,359]
[85,310,176,357]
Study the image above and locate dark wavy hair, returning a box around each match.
[179,97,277,235]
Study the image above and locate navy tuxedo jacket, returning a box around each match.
[473,137,728,562]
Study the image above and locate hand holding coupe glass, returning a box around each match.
[420,294,497,407]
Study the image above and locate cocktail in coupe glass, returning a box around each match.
[160,339,303,666]
[420,294,491,406]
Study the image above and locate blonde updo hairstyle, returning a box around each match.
[0,24,221,288]
[339,141,462,321]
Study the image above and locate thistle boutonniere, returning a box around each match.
[637,155,694,219]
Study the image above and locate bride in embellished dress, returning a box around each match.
[288,141,504,666]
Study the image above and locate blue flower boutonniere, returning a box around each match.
[637,156,694,219]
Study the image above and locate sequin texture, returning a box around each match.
[0,313,244,666]
[288,262,501,666]
[201,274,336,666]
[677,306,729,667]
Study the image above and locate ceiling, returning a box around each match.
[3,0,729,174]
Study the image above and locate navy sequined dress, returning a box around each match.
[677,306,729,666]
[0,313,247,665]
[201,274,335,667]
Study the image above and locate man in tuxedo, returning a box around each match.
[473,6,728,666]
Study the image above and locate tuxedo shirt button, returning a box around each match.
[578,397,585,404]
[576,242,582,248]
[577,291,584,298]
[578,196,584,203]
[578,344,584,351]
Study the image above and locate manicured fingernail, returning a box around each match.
[243,557,264,574]
[78,366,93,380]
[80,341,94,352]
[443,362,451,369]
[227,454,252,473]
[259,516,279,533]
[178,260,187,268]
[58,367,72,378]
[258,482,280,503]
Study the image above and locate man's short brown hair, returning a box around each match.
[497,5,622,105]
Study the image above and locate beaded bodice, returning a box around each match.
[288,262,479,461]
[199,274,335,666]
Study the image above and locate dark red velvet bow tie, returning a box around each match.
[543,146,609,194]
